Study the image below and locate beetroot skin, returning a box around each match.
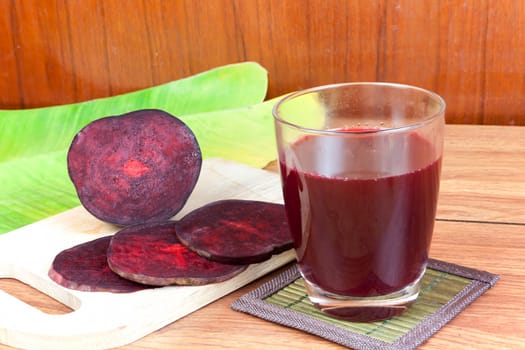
[176,199,293,264]
[67,109,201,226]
[107,221,247,286]
[48,236,154,293]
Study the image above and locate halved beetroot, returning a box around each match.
[176,199,293,264]
[67,109,201,226]
[107,221,247,286]
[48,236,154,293]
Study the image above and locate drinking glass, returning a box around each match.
[273,82,445,322]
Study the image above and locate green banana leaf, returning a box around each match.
[0,62,268,162]
[0,62,277,235]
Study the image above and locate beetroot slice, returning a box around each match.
[176,199,293,265]
[107,221,247,286]
[67,109,201,226]
[48,236,154,293]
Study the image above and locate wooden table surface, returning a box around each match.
[1,124,524,349]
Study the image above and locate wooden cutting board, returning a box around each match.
[0,158,295,350]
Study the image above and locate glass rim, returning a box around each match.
[272,82,446,135]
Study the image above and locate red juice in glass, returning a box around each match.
[273,82,445,321]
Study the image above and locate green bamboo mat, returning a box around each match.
[231,259,499,350]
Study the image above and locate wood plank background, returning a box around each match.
[1,0,524,125]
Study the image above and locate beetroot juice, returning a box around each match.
[279,130,441,298]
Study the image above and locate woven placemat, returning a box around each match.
[231,258,499,350]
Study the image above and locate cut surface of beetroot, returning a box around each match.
[67,109,201,226]
[48,236,154,293]
[107,221,247,286]
[176,199,293,264]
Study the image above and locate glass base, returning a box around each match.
[302,274,423,322]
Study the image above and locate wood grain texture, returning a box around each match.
[0,123,524,349]
[1,0,524,125]
[438,125,525,224]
